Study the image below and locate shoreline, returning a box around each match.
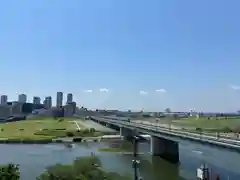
[0,135,123,144]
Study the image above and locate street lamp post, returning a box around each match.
[132,136,140,180]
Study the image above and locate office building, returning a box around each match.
[11,102,23,115]
[44,96,52,109]
[64,102,76,117]
[0,95,8,105]
[56,92,63,107]
[18,94,27,103]
[66,93,73,104]
[0,105,11,119]
[33,96,41,104]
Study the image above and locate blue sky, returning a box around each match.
[0,0,240,112]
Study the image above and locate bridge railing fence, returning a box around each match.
[134,121,240,141]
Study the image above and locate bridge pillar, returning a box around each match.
[120,127,133,138]
[150,136,179,164]
[120,127,123,136]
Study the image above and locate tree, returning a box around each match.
[165,108,171,113]
[0,164,20,180]
[37,156,129,180]
[37,164,75,180]
[0,157,129,180]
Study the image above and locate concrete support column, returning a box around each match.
[150,136,179,164]
[120,127,123,136]
[120,127,133,138]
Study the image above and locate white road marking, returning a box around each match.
[74,121,81,130]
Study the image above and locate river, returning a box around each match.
[0,141,239,180]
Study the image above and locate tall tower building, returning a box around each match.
[66,93,73,104]
[18,94,27,103]
[44,96,52,109]
[56,92,63,107]
[33,96,41,104]
[64,102,76,117]
[0,95,8,105]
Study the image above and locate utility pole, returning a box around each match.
[197,164,210,180]
[132,136,140,180]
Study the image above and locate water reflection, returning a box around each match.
[139,157,179,180]
[105,140,240,180]
[103,140,184,180]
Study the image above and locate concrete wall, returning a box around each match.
[150,136,179,164]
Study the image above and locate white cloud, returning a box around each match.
[99,88,109,92]
[156,89,166,93]
[84,89,93,93]
[230,85,240,90]
[139,90,148,95]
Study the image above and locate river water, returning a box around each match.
[0,141,239,180]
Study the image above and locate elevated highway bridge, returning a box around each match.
[91,116,240,164]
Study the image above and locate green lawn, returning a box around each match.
[0,118,76,140]
[167,117,240,131]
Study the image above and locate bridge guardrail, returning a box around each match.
[129,122,240,146]
[132,121,240,141]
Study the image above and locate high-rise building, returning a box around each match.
[56,92,63,107]
[66,93,73,104]
[44,96,52,109]
[33,96,41,104]
[64,102,76,117]
[18,94,27,103]
[11,102,23,115]
[0,105,11,118]
[0,95,8,105]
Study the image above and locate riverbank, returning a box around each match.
[0,135,123,144]
[98,141,134,153]
[99,147,126,152]
[0,117,119,144]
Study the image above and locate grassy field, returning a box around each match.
[163,117,240,132]
[0,118,77,140]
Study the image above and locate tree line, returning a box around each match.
[0,156,129,180]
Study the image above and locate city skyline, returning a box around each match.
[0,92,74,107]
[1,1,240,112]
[0,86,240,112]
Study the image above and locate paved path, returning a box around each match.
[74,121,81,130]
